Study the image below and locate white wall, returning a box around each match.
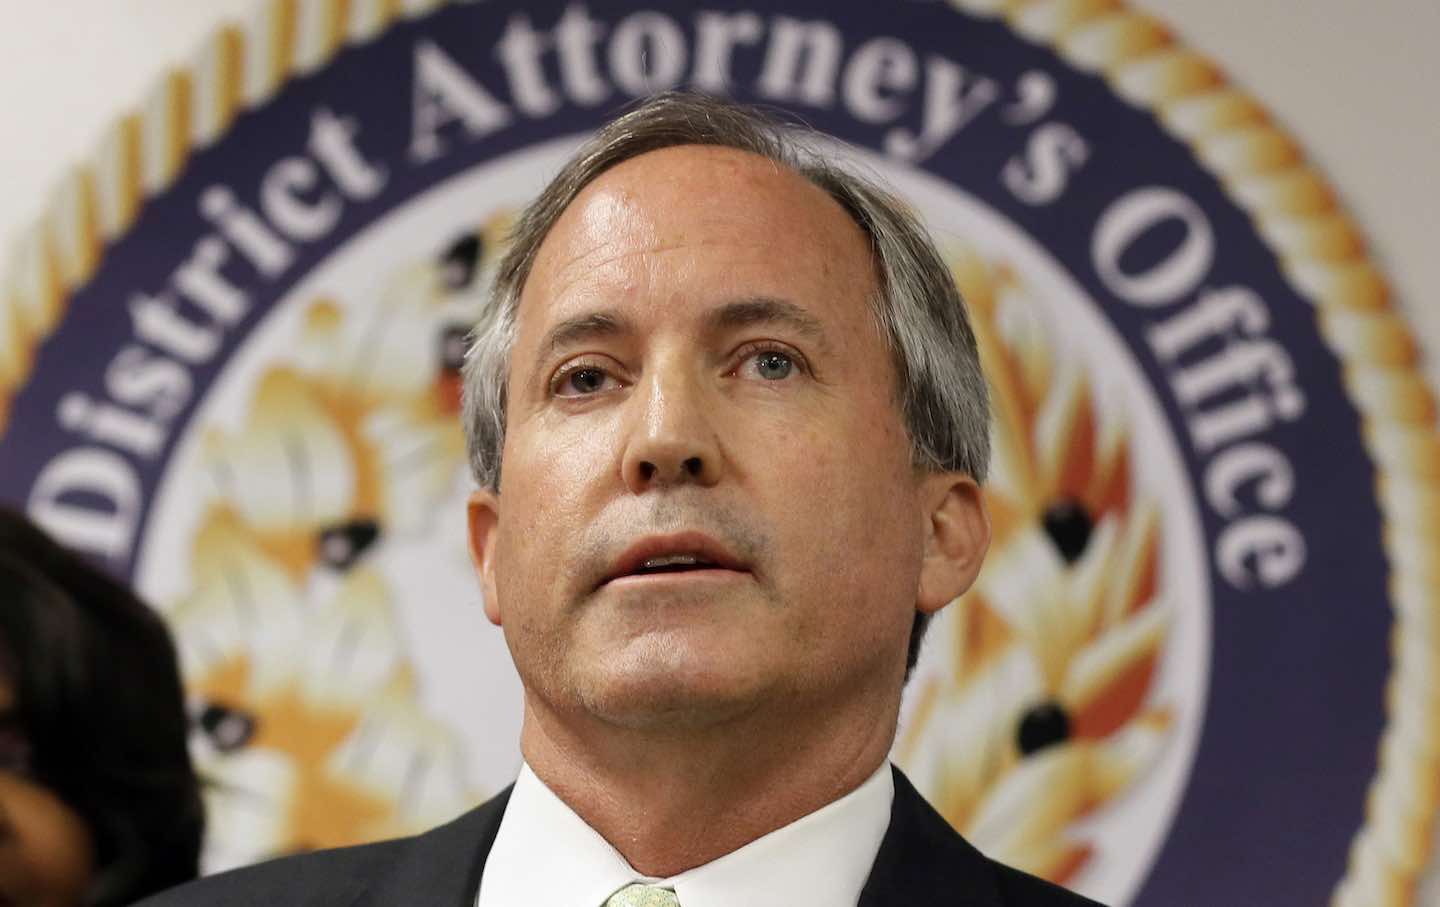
[1132,0,1439,385]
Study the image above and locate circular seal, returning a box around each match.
[0,1,1433,904]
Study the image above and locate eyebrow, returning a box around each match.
[540,310,636,359]
[705,297,829,348]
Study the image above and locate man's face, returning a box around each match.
[471,145,961,731]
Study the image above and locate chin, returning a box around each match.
[575,653,767,732]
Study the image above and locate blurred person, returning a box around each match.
[0,508,202,906]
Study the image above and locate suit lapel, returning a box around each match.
[346,768,997,906]
[858,767,1004,907]
[353,785,513,907]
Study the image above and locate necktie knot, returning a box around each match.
[604,882,681,907]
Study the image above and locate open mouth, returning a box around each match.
[630,554,721,576]
[603,534,750,588]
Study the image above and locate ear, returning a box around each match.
[467,488,503,626]
[916,473,990,615]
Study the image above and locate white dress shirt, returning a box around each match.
[476,761,894,907]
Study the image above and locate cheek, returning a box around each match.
[0,776,94,907]
[494,416,621,602]
[754,410,919,585]
[503,410,619,511]
[771,392,914,512]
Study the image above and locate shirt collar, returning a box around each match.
[477,761,894,907]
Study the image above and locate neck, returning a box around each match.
[519,686,901,877]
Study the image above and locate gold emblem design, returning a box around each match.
[898,247,1170,884]
[168,217,507,868]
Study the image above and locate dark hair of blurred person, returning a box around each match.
[0,507,202,906]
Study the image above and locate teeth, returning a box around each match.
[641,554,700,569]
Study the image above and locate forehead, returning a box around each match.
[521,145,878,323]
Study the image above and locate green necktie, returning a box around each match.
[603,883,681,907]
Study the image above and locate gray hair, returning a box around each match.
[461,91,991,671]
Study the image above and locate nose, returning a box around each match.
[620,367,723,492]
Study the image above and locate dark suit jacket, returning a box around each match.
[136,768,1104,906]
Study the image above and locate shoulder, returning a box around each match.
[989,860,1107,906]
[131,837,400,907]
[134,786,512,906]
[870,767,1108,907]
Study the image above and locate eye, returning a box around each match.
[552,362,621,397]
[732,344,806,382]
[754,352,793,380]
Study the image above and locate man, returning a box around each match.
[142,93,1103,906]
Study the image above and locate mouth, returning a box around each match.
[601,533,750,588]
